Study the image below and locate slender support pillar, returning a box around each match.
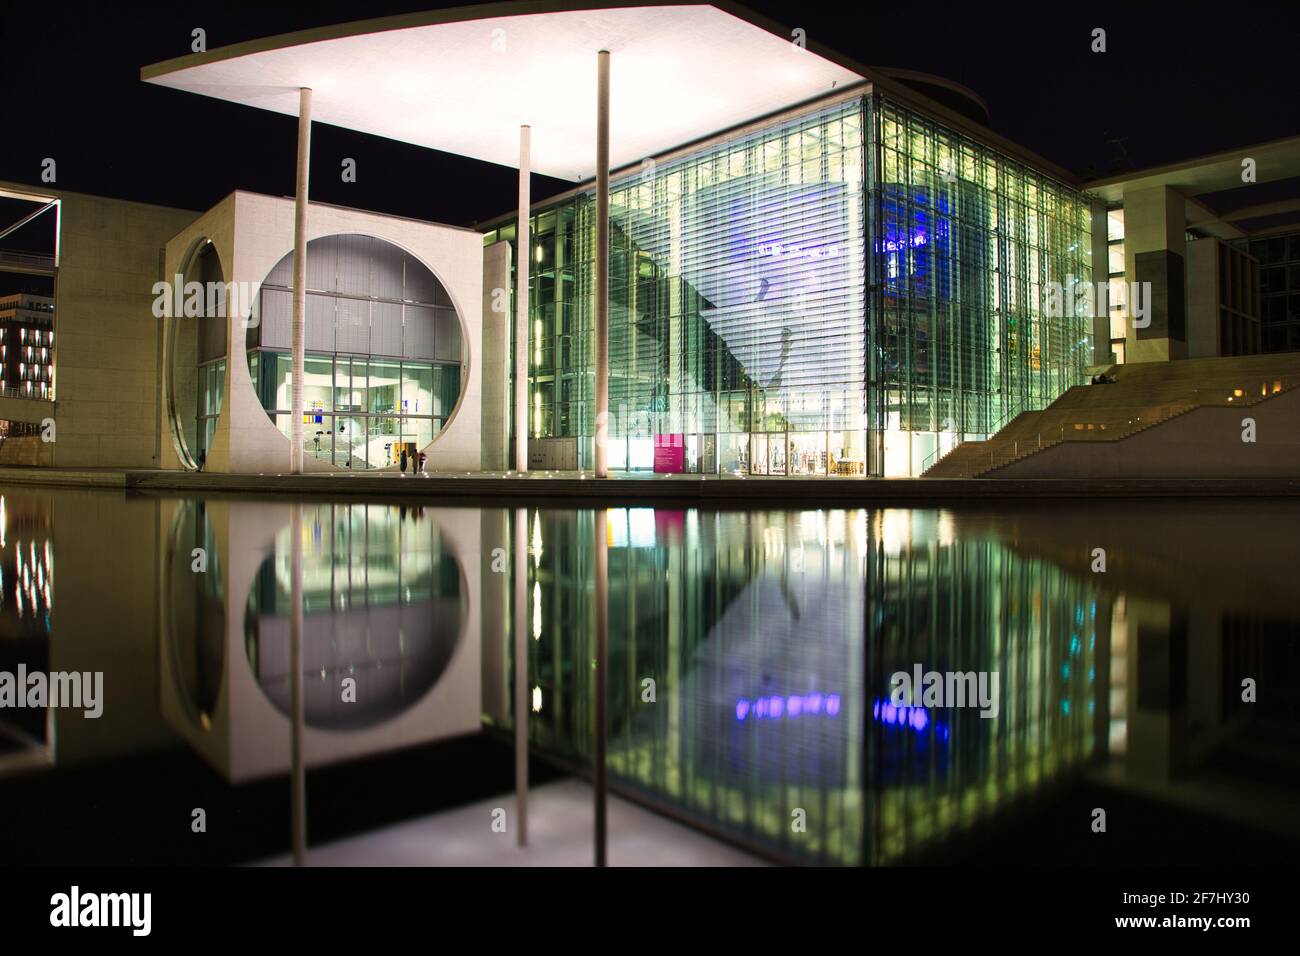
[290,87,313,474]
[515,126,531,472]
[289,505,306,865]
[594,51,610,477]
[593,507,608,866]
[513,507,529,847]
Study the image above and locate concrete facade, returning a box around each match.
[161,192,484,474]
[0,185,198,468]
[1123,185,1188,364]
[995,385,1300,478]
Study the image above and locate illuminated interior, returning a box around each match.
[247,235,465,469]
[485,95,1093,477]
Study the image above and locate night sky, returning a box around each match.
[1,0,1298,229]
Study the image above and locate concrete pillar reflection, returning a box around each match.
[514,506,529,847]
[289,504,307,865]
[593,508,608,866]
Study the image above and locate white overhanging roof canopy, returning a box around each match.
[142,1,864,183]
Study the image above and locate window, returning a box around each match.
[248,235,465,468]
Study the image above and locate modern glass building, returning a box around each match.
[486,92,1093,476]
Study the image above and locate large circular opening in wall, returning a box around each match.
[242,504,467,730]
[245,235,467,470]
[167,238,228,470]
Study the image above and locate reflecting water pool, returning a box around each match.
[1,486,1298,866]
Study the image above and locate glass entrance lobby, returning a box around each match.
[246,234,466,469]
[249,351,460,469]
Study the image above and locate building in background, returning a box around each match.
[1085,136,1300,364]
[0,293,54,400]
[0,182,196,468]
[1249,231,1300,352]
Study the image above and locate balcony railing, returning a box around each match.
[0,248,57,274]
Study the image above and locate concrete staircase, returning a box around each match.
[924,353,1300,478]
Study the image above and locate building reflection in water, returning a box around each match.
[500,507,1104,865]
[159,500,479,783]
[3,484,1296,866]
[0,493,55,771]
[243,503,466,730]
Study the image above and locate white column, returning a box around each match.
[515,126,531,472]
[290,87,312,474]
[594,51,610,477]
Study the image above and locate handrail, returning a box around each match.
[917,393,1035,473]
[0,248,56,270]
[931,375,1300,477]
[976,402,1198,476]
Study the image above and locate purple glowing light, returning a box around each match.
[871,697,946,742]
[734,692,843,723]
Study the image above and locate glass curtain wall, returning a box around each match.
[487,97,870,475]
[486,94,1091,477]
[196,358,225,459]
[250,351,455,469]
[872,98,1093,475]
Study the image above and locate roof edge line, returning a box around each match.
[140,0,701,81]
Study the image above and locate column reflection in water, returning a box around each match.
[517,507,1102,865]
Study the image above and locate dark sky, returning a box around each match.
[1,0,1299,228]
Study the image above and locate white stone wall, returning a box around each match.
[163,191,485,473]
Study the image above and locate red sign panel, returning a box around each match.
[653,433,685,473]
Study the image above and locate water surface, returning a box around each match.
[2,486,1297,865]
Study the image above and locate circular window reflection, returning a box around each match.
[165,500,226,730]
[244,504,466,730]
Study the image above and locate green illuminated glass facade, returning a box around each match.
[509,507,1103,865]
[486,93,1092,476]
